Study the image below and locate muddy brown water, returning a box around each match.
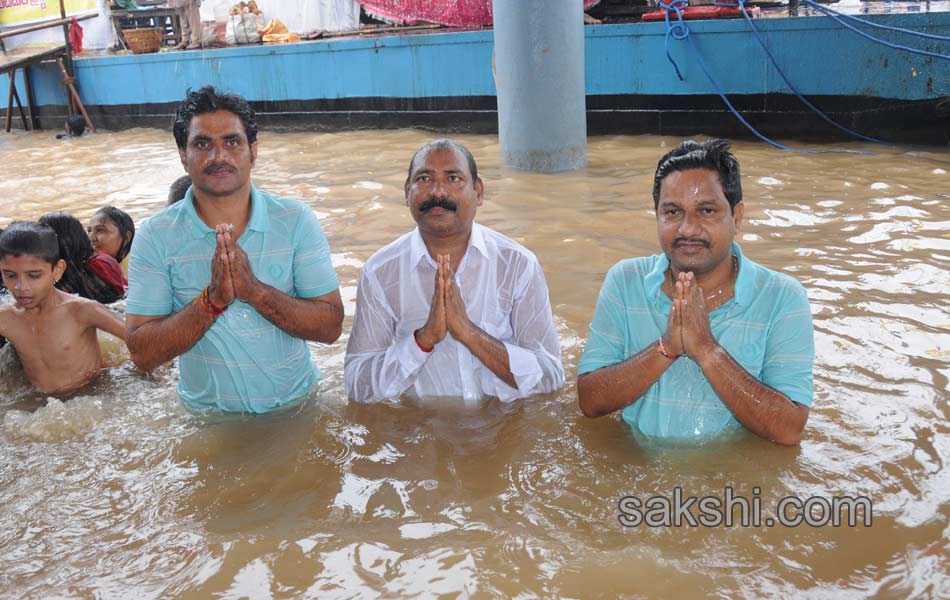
[1,129,948,598]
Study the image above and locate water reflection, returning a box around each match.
[0,129,948,596]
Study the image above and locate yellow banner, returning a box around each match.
[0,0,97,27]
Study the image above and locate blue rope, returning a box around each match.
[806,2,950,61]
[657,2,874,154]
[659,0,690,80]
[683,33,800,151]
[801,0,950,43]
[728,0,891,144]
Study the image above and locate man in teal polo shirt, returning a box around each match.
[126,86,343,413]
[577,139,814,445]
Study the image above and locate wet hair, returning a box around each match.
[93,206,135,263]
[652,139,742,212]
[0,221,60,265]
[173,85,258,149]
[407,138,479,187]
[38,212,121,304]
[168,175,192,206]
[66,115,86,137]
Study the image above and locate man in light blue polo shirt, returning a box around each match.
[126,86,343,413]
[577,140,814,445]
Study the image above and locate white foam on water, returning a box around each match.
[3,397,107,443]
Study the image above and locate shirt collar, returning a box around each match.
[409,222,488,269]
[731,242,753,306]
[182,184,269,239]
[646,241,750,306]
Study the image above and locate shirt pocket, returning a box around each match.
[256,252,295,295]
[169,253,211,308]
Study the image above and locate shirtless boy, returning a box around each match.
[0,222,126,395]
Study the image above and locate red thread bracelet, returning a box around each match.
[414,329,434,353]
[198,287,228,318]
[657,336,680,360]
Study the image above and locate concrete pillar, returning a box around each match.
[492,0,588,172]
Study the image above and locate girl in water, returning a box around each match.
[38,212,125,304]
[87,206,135,276]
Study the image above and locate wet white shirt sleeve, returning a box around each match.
[343,268,432,403]
[478,258,564,402]
[344,225,565,404]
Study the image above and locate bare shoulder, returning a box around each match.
[0,302,15,322]
[61,293,97,310]
[65,295,113,320]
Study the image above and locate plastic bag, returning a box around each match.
[225,12,265,44]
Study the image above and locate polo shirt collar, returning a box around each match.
[646,241,750,306]
[410,222,487,269]
[731,242,753,306]
[182,184,270,239]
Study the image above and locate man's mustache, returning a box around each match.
[419,197,458,213]
[204,163,237,175]
[673,237,710,248]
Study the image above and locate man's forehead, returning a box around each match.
[411,146,470,176]
[658,168,727,201]
[187,110,246,139]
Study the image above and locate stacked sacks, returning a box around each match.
[226,1,266,44]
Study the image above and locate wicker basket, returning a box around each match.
[123,27,163,54]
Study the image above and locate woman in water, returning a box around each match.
[87,206,135,276]
[38,212,125,304]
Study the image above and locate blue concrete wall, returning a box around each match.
[3,11,949,111]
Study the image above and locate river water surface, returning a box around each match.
[1,129,948,598]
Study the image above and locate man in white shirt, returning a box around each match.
[344,138,564,404]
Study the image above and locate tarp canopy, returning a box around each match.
[360,0,600,26]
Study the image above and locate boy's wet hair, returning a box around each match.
[93,206,135,263]
[38,212,121,304]
[0,221,61,265]
[168,175,192,206]
[173,85,258,149]
[652,139,742,212]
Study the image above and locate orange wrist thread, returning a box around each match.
[198,287,227,318]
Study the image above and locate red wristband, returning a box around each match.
[658,336,680,360]
[414,329,434,353]
[198,287,228,318]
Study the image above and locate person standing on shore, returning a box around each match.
[169,0,202,50]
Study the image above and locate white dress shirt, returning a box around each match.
[345,223,565,404]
